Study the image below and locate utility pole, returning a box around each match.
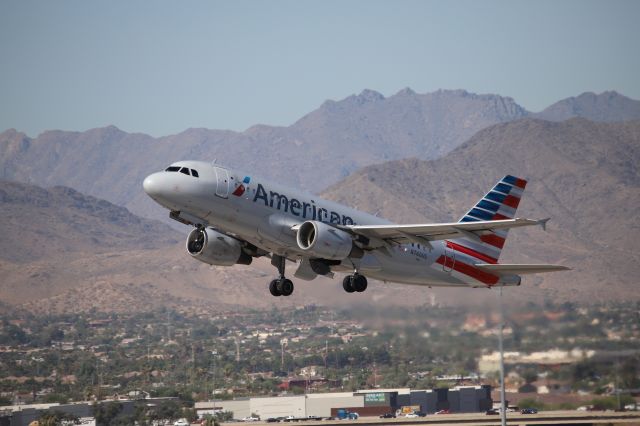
[615,357,621,410]
[322,340,328,369]
[211,350,217,411]
[166,311,172,342]
[95,358,101,401]
[191,343,196,385]
[373,362,377,388]
[146,346,150,386]
[498,285,507,426]
[280,338,288,372]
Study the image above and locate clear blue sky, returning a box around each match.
[1,0,638,137]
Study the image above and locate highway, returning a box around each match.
[224,410,640,426]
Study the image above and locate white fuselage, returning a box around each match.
[143,161,492,287]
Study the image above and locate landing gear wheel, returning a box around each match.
[280,279,294,296]
[342,276,355,293]
[269,279,282,297]
[268,255,295,296]
[353,274,368,292]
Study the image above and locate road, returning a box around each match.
[224,410,640,426]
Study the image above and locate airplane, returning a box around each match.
[143,161,569,297]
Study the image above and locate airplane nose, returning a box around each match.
[143,173,162,198]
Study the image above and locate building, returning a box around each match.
[1,398,179,426]
[195,386,492,420]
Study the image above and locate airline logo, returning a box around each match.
[232,176,251,197]
[460,175,527,223]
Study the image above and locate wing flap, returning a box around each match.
[340,218,543,246]
[475,264,571,275]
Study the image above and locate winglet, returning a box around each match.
[537,217,550,231]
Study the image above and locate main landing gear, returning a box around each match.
[267,255,369,296]
[269,254,294,297]
[342,273,368,293]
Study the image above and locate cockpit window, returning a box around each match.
[179,167,190,176]
[191,169,199,178]
[165,166,180,172]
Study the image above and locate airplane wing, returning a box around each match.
[339,218,545,248]
[475,264,571,275]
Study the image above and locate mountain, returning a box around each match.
[321,118,640,303]
[0,89,529,222]
[3,90,637,225]
[533,91,640,122]
[0,181,179,263]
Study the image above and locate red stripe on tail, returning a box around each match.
[480,234,506,249]
[503,195,520,209]
[446,241,497,264]
[514,178,527,189]
[436,256,499,285]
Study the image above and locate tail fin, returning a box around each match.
[452,175,527,263]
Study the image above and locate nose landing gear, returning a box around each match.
[342,273,368,293]
[269,254,294,297]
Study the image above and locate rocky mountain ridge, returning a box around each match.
[2,90,638,225]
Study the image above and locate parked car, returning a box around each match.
[521,408,538,414]
[415,411,427,417]
[242,416,260,422]
[434,409,450,415]
[379,413,396,418]
[335,409,359,420]
[404,412,418,418]
[486,408,499,415]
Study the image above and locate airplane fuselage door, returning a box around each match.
[443,242,455,273]
[214,167,230,198]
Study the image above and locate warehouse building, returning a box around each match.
[195,386,492,420]
[305,392,364,418]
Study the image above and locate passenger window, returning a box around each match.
[165,166,180,172]
[180,167,190,176]
[191,169,199,178]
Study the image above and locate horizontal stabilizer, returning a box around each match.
[475,264,571,275]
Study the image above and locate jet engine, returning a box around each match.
[296,220,361,260]
[186,228,252,266]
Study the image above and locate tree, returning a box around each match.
[38,410,79,425]
[201,415,219,426]
[518,398,545,410]
[93,401,123,425]
[522,369,538,384]
[621,357,640,389]
[184,408,198,422]
[0,323,28,345]
[148,400,183,422]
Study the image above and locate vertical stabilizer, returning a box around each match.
[452,175,527,263]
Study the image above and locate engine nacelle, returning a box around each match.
[296,220,355,260]
[186,228,252,266]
